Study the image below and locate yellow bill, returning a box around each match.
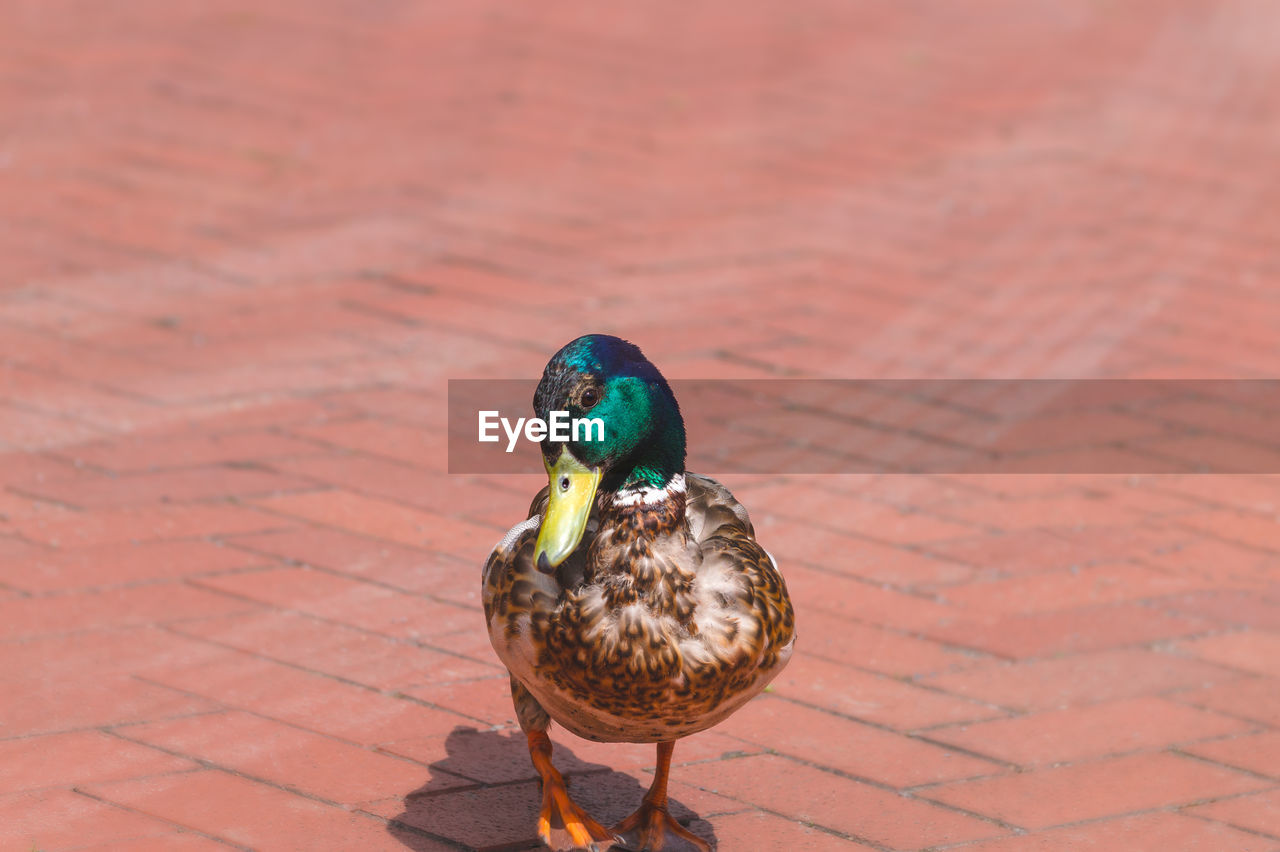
[534,448,602,572]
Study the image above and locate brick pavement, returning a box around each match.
[2,1,1279,850]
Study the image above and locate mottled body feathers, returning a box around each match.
[483,473,795,743]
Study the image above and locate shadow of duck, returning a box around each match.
[386,726,717,851]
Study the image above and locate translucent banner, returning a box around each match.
[449,380,1280,474]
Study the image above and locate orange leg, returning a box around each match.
[527,730,616,851]
[612,741,711,852]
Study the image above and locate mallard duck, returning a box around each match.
[482,334,796,851]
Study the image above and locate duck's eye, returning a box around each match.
[559,476,570,492]
[580,387,600,409]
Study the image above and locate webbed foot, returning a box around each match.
[611,800,710,851]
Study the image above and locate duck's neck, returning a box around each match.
[599,411,686,497]
[597,473,690,543]
[605,472,687,510]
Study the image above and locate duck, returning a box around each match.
[482,334,796,851]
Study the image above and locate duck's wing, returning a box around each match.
[482,486,556,664]
[682,473,796,680]
[482,486,604,674]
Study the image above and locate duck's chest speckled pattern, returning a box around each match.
[482,474,796,744]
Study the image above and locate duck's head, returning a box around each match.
[532,334,685,571]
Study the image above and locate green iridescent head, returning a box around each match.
[531,334,685,570]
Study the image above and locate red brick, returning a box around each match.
[781,561,961,631]
[1094,485,1225,518]
[1186,789,1280,839]
[1176,676,1280,726]
[3,631,221,736]
[765,494,981,544]
[267,452,516,523]
[119,710,460,804]
[192,565,476,640]
[286,417,443,471]
[0,788,183,851]
[1183,730,1280,780]
[934,493,1155,531]
[68,833,241,851]
[0,730,196,793]
[801,608,978,677]
[825,474,994,509]
[1158,590,1280,630]
[252,488,501,558]
[118,361,361,409]
[1142,400,1280,449]
[993,411,1179,456]
[0,452,92,491]
[719,695,1002,787]
[326,387,442,423]
[756,513,925,571]
[171,609,499,691]
[142,644,475,746]
[1153,476,1280,515]
[226,524,428,576]
[924,648,1242,712]
[1145,435,1280,475]
[0,493,75,532]
[679,753,1002,848]
[18,467,317,508]
[0,583,261,640]
[0,364,167,433]
[183,396,359,433]
[927,696,1252,767]
[922,526,1178,580]
[1145,537,1280,587]
[950,811,1275,852]
[1178,511,1280,554]
[1176,630,1280,677]
[226,524,480,604]
[68,430,323,473]
[141,334,376,374]
[401,676,517,728]
[930,475,1095,500]
[426,625,503,667]
[0,402,109,448]
[84,770,422,851]
[0,531,51,567]
[771,652,1003,730]
[13,502,289,548]
[7,539,265,593]
[939,562,1208,613]
[921,602,1214,660]
[828,537,978,588]
[711,811,875,851]
[924,752,1270,829]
